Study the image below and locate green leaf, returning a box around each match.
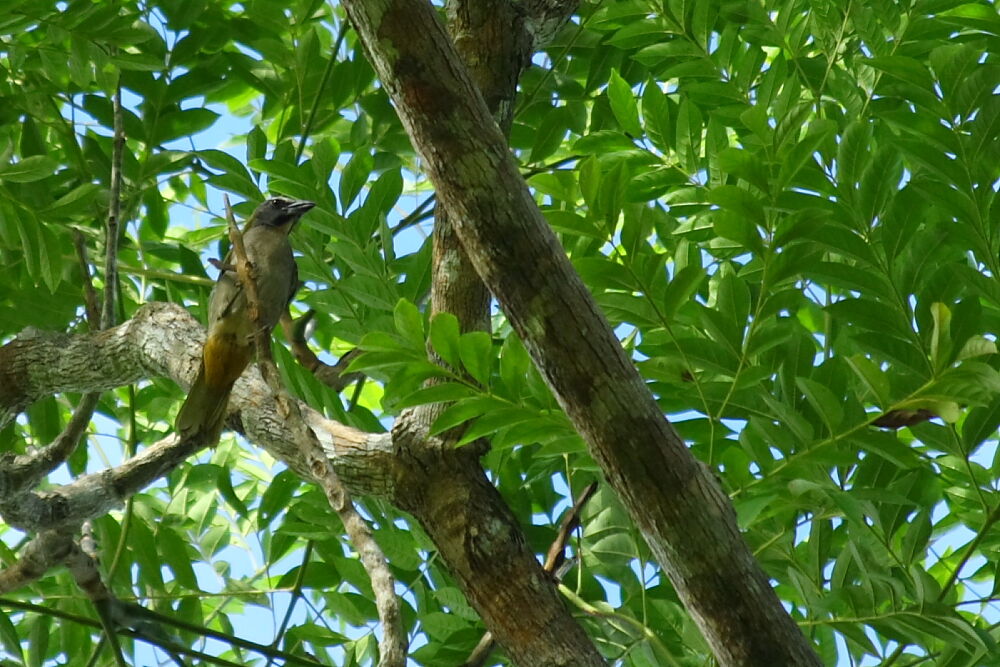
[459,331,493,387]
[529,107,570,163]
[641,82,672,152]
[607,69,642,136]
[716,147,770,193]
[0,609,23,662]
[578,155,601,213]
[709,185,765,223]
[340,150,374,211]
[41,184,101,219]
[152,108,220,144]
[216,466,249,518]
[662,264,705,320]
[37,222,62,292]
[246,124,267,167]
[428,396,505,435]
[598,159,630,225]
[396,382,478,409]
[500,334,531,393]
[572,129,637,155]
[797,376,844,431]
[158,526,199,590]
[929,302,951,371]
[0,156,57,183]
[365,167,402,217]
[259,470,301,528]
[393,298,424,349]
[429,312,461,369]
[962,395,1000,447]
[837,121,871,197]
[845,355,891,407]
[27,615,50,667]
[675,96,703,171]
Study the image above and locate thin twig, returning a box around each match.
[264,541,313,667]
[389,192,436,234]
[295,20,349,163]
[102,77,124,330]
[544,481,598,572]
[116,262,214,286]
[279,311,363,391]
[0,393,100,495]
[223,195,264,347]
[73,230,101,329]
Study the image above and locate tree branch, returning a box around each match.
[279,311,364,392]
[0,531,73,594]
[0,303,396,496]
[0,392,100,499]
[102,76,124,330]
[337,0,822,664]
[379,1,606,664]
[1,301,597,665]
[462,481,598,667]
[0,433,209,531]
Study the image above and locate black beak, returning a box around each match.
[286,200,316,216]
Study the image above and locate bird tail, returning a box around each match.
[176,334,252,446]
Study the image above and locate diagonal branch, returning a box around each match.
[337,0,823,664]
[0,433,209,532]
[462,481,599,667]
[0,392,100,499]
[0,531,74,594]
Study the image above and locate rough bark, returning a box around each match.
[388,1,605,664]
[393,432,605,667]
[338,0,823,664]
[0,303,396,495]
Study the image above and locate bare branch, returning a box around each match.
[73,229,101,329]
[0,531,73,594]
[310,448,407,666]
[102,77,125,330]
[0,392,100,498]
[0,433,209,531]
[0,303,397,496]
[543,481,597,573]
[279,311,363,392]
[223,194,265,353]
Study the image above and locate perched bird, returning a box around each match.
[176,197,315,445]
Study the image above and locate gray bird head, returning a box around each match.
[251,197,315,230]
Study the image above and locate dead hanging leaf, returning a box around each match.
[871,409,936,429]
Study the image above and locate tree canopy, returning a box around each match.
[2,0,1000,665]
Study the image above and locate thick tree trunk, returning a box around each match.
[339,0,823,664]
[391,1,607,664]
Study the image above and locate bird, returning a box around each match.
[176,196,315,445]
